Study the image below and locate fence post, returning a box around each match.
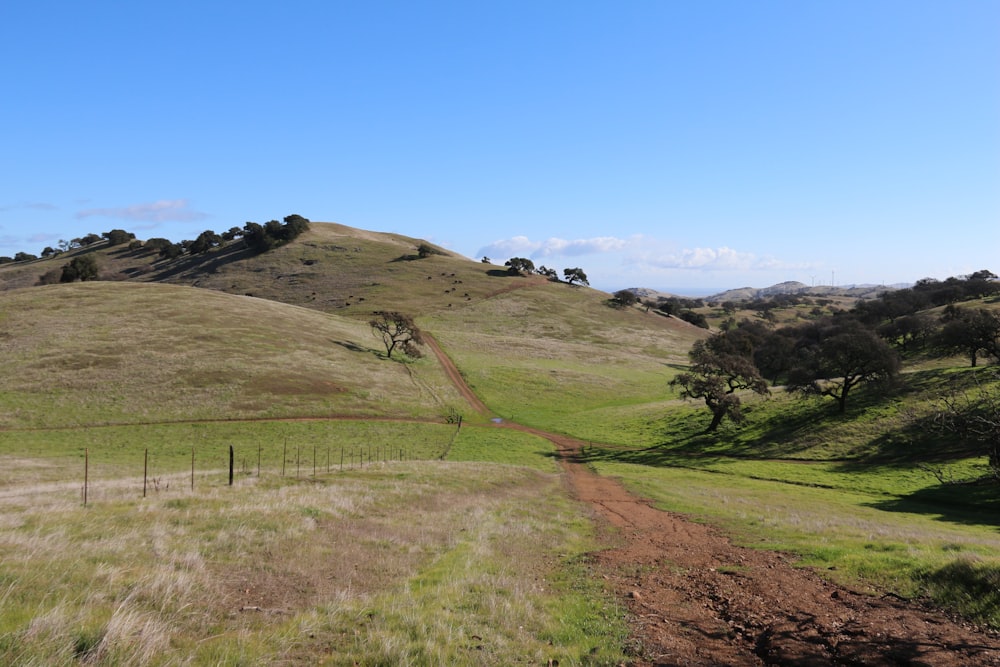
[83,447,89,507]
[257,443,261,477]
[282,441,287,477]
[229,445,234,486]
[191,446,195,491]
[143,448,148,498]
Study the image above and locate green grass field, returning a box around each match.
[0,422,626,666]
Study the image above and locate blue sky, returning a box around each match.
[2,1,997,294]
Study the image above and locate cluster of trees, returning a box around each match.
[674,314,900,431]
[241,215,310,254]
[673,270,1000,433]
[648,295,710,328]
[148,214,311,259]
[610,290,710,329]
[503,257,589,285]
[23,215,312,285]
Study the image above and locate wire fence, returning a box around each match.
[78,442,427,506]
[0,421,464,507]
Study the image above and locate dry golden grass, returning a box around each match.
[0,281,469,428]
[0,460,622,665]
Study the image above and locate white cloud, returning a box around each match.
[473,232,816,292]
[631,244,812,273]
[536,236,627,257]
[76,199,208,223]
[665,246,756,270]
[0,201,58,213]
[477,235,540,258]
[477,235,629,260]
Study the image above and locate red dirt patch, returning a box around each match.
[513,424,1000,666]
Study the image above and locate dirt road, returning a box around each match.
[426,335,1000,665]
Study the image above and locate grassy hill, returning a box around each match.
[0,281,473,429]
[2,220,1000,662]
[0,222,708,429]
[1,223,565,318]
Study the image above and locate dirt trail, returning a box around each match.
[425,340,1000,665]
[422,333,492,416]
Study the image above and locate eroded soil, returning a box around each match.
[533,426,1000,666]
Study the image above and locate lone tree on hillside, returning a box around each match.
[370,311,424,359]
[563,267,589,286]
[611,289,639,309]
[536,265,558,280]
[671,333,770,432]
[60,255,99,282]
[786,319,900,414]
[417,242,444,258]
[505,257,535,276]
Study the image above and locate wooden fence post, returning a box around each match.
[83,447,89,507]
[143,448,148,498]
[229,445,234,486]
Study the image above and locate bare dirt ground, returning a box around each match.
[422,337,1000,665]
[518,425,1000,666]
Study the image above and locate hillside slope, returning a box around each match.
[0,222,706,432]
[1,223,535,318]
[0,282,468,429]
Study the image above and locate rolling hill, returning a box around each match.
[0,222,706,430]
[3,220,1000,664]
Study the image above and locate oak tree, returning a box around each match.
[671,333,770,432]
[786,319,900,414]
[369,311,424,359]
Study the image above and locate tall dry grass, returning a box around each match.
[0,459,625,665]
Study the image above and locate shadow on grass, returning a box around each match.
[332,340,377,355]
[145,242,254,282]
[866,480,1000,529]
[921,559,1000,628]
[576,439,729,469]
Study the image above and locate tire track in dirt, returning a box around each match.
[422,333,492,417]
[426,338,1000,666]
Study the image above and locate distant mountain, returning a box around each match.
[629,281,906,303]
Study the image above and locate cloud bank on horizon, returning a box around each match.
[75,200,208,224]
[476,234,817,292]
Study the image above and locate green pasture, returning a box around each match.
[0,420,626,665]
[0,419,565,490]
[587,456,1000,627]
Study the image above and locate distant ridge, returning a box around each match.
[629,281,905,303]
